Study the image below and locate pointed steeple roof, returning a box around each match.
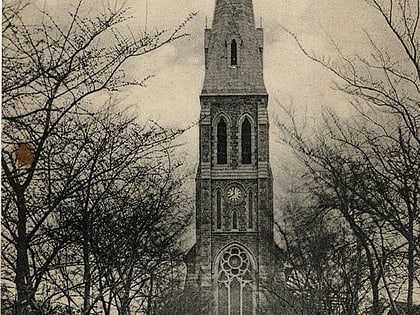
[212,0,255,33]
[202,0,266,95]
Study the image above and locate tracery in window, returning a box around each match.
[231,39,237,66]
[217,245,254,315]
[217,118,227,164]
[216,190,222,229]
[241,118,252,164]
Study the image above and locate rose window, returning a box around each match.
[221,247,250,278]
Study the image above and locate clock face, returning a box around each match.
[227,186,242,203]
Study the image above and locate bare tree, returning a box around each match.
[277,112,417,313]
[267,185,368,315]
[277,0,419,313]
[18,106,190,314]
[154,287,211,315]
[1,0,194,312]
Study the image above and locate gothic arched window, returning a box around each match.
[217,245,254,315]
[248,190,253,229]
[217,118,227,164]
[231,39,237,66]
[216,190,222,230]
[232,211,238,230]
[241,118,252,164]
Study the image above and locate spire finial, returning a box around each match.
[145,0,148,33]
[260,17,263,28]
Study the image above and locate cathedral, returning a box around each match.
[185,0,282,313]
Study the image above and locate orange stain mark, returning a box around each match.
[16,143,34,165]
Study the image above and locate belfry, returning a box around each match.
[185,0,280,313]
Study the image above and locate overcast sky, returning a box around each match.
[119,0,384,126]
[36,0,390,141]
[112,0,390,193]
[116,0,402,250]
[34,0,393,221]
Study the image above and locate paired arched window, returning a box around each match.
[217,118,227,164]
[216,115,253,165]
[241,118,252,164]
[231,39,237,66]
[217,245,254,315]
[216,190,222,230]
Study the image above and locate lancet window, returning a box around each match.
[248,190,253,229]
[241,118,252,164]
[231,39,237,66]
[216,190,222,229]
[217,118,228,164]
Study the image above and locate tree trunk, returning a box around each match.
[371,281,380,315]
[359,237,380,315]
[407,236,414,315]
[82,236,91,314]
[119,285,131,315]
[15,193,33,314]
[353,242,362,315]
[146,275,154,315]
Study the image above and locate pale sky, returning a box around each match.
[35,0,389,137]
[34,0,393,227]
[113,0,390,205]
[11,0,419,301]
[121,0,383,127]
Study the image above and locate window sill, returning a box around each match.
[213,230,257,234]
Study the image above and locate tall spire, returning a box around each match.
[202,0,266,95]
[212,0,255,32]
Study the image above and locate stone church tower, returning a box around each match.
[185,0,281,313]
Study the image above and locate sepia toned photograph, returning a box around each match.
[2,0,419,314]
